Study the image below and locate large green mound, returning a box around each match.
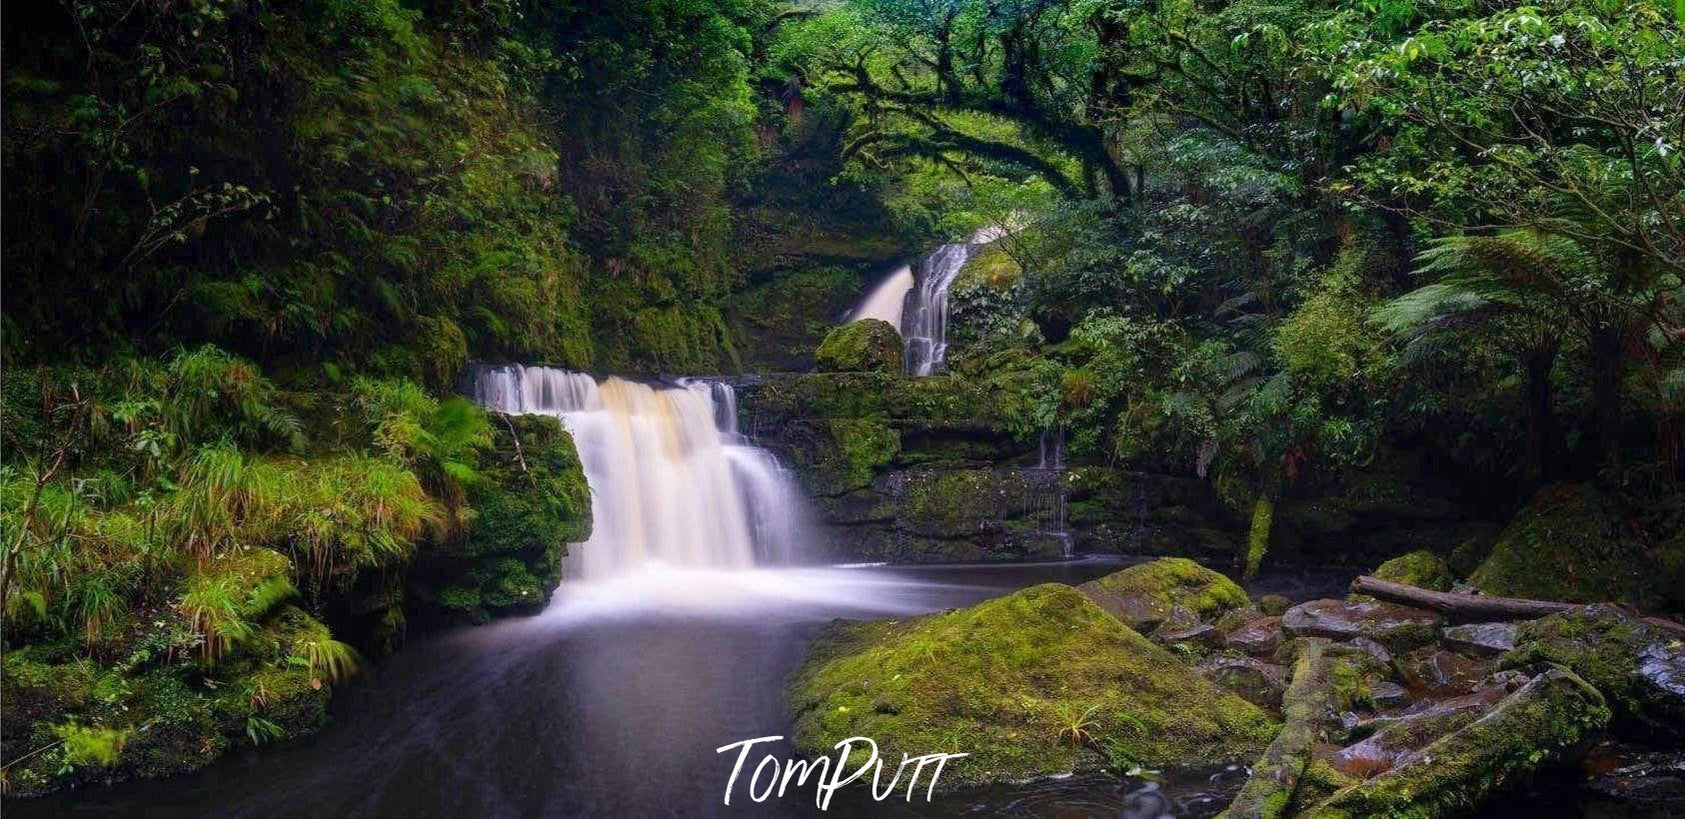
[1470,484,1684,611]
[789,583,1277,786]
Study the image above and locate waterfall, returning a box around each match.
[848,264,915,328]
[903,243,976,376]
[845,225,1008,377]
[1034,426,1073,558]
[472,365,808,579]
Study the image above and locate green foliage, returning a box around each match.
[53,722,128,767]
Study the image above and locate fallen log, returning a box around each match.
[1220,638,1336,819]
[1349,576,1685,637]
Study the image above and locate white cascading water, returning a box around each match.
[850,225,1009,376]
[848,263,915,328]
[472,365,804,579]
[902,243,977,376]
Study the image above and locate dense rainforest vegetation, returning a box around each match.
[2,0,1682,802]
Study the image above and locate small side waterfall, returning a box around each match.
[1033,426,1073,557]
[473,365,808,580]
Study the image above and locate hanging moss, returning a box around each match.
[1243,496,1275,582]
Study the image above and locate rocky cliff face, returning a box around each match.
[734,373,1239,563]
[735,373,1485,569]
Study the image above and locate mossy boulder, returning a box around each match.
[1077,558,1251,631]
[408,413,591,624]
[789,584,1277,787]
[814,319,904,374]
[819,419,901,494]
[1469,484,1679,611]
[1370,550,1453,592]
[1498,605,1685,734]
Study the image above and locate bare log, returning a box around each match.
[1349,576,1685,637]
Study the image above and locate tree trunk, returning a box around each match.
[1521,340,1560,488]
[1585,324,1623,470]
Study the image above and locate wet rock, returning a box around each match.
[1332,689,1496,777]
[1282,598,1443,652]
[1214,603,1264,634]
[1442,621,1517,657]
[1399,647,1491,697]
[1198,656,1290,711]
[1154,619,1222,651]
[1584,745,1685,812]
[1258,594,1292,617]
[1367,680,1411,710]
[1078,557,1250,631]
[1500,605,1685,733]
[1226,616,1284,655]
[1307,668,1612,815]
[1341,636,1393,665]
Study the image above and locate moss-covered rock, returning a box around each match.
[1221,638,1347,818]
[1302,668,1611,817]
[789,584,1277,787]
[1470,484,1677,610]
[820,419,901,494]
[1078,558,1251,631]
[815,319,904,374]
[1498,605,1685,734]
[1370,550,1453,592]
[407,413,591,624]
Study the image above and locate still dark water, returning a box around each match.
[13,557,1640,818]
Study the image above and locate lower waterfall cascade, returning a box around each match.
[472,365,808,580]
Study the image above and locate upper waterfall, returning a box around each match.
[472,365,807,580]
[846,225,1007,376]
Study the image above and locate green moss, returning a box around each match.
[815,319,904,374]
[956,244,1021,289]
[1498,605,1684,730]
[827,419,901,491]
[185,547,297,618]
[53,722,127,766]
[1470,484,1671,610]
[789,584,1277,787]
[1223,639,1340,819]
[1244,497,1274,582]
[411,413,590,622]
[902,469,998,537]
[1371,550,1453,592]
[1078,558,1251,630]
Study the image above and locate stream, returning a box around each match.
[18,558,1356,818]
